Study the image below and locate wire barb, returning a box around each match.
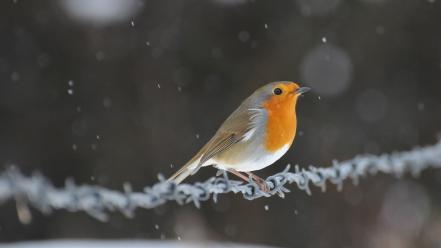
[1,140,441,221]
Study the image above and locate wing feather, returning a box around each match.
[169,98,267,183]
[197,133,239,169]
[196,107,266,167]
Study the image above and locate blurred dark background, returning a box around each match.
[1,0,441,247]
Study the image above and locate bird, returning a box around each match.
[168,81,310,192]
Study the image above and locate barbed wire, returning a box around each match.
[1,140,441,222]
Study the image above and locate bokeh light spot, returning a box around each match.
[300,44,353,96]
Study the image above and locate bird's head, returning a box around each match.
[251,81,310,109]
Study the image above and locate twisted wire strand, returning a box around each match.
[1,140,441,222]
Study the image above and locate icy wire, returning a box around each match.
[0,140,440,222]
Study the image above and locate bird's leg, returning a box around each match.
[245,172,269,193]
[227,169,270,193]
[227,169,249,182]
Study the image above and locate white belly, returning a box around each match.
[208,144,290,172]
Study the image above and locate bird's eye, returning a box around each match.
[273,87,283,95]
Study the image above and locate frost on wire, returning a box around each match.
[0,140,440,222]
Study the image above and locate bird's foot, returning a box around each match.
[226,169,270,193]
[246,172,269,193]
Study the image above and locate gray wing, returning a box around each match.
[191,102,265,172]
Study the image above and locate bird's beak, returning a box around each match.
[296,87,311,95]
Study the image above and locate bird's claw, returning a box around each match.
[252,177,270,193]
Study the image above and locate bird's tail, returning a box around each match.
[167,159,200,184]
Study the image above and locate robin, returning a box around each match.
[168,81,310,192]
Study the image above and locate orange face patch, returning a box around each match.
[262,82,300,152]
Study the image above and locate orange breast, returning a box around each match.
[262,95,298,152]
